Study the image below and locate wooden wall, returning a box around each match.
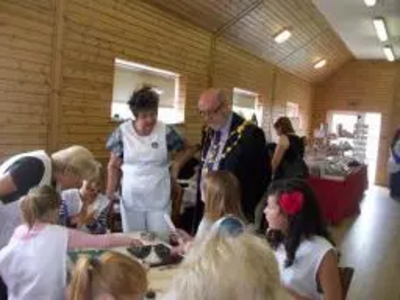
[312,60,400,185]
[60,0,210,159]
[213,41,275,138]
[0,0,55,157]
[0,0,314,162]
[274,69,313,137]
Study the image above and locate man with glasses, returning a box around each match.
[195,88,271,226]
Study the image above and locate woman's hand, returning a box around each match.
[106,153,122,200]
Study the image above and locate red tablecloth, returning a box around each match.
[307,166,368,224]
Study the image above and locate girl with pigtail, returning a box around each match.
[0,186,142,300]
[69,251,147,300]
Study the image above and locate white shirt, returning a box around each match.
[275,236,334,300]
[0,151,52,249]
[0,224,68,300]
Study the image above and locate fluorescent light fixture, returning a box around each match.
[314,59,327,69]
[274,29,292,44]
[373,18,388,42]
[364,0,377,7]
[115,58,178,77]
[383,46,395,62]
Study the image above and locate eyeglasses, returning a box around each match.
[198,101,224,118]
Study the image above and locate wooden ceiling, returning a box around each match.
[148,0,353,82]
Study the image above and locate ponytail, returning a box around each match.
[19,186,61,228]
[69,256,98,300]
[20,195,37,228]
[69,251,148,300]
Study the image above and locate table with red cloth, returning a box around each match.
[307,165,368,224]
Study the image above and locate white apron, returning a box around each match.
[120,121,170,212]
[0,224,68,300]
[0,150,52,249]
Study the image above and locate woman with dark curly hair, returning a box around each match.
[264,179,342,300]
[106,86,189,239]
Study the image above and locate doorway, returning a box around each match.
[327,111,382,184]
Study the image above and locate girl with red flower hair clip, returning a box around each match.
[264,179,343,300]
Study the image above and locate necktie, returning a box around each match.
[205,130,221,172]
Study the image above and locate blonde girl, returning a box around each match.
[69,251,147,300]
[163,228,284,300]
[172,170,245,252]
[0,186,141,300]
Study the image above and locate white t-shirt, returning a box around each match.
[274,236,334,300]
[0,150,52,249]
[0,224,68,300]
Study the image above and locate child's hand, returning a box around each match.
[130,238,143,247]
[171,240,193,256]
[171,243,186,256]
[69,215,81,226]
[170,229,192,244]
[80,211,96,225]
[176,229,192,243]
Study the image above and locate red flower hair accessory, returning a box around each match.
[279,191,304,215]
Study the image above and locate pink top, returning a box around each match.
[14,223,133,250]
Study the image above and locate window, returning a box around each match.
[232,88,261,125]
[286,101,302,133]
[112,58,184,124]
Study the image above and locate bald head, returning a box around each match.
[198,88,230,130]
[198,88,226,110]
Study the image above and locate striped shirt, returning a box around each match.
[59,190,110,234]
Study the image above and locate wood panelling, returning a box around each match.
[0,0,54,157]
[213,40,274,136]
[274,69,313,137]
[0,0,315,162]
[61,0,210,158]
[147,0,353,83]
[312,61,399,185]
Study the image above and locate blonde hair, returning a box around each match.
[20,185,61,228]
[165,232,280,300]
[51,146,98,181]
[69,251,148,300]
[202,171,244,222]
[84,161,104,191]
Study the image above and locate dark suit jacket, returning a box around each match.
[197,112,271,223]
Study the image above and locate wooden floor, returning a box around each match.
[331,186,400,300]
